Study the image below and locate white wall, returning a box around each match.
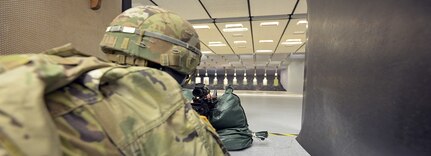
[280,60,305,94]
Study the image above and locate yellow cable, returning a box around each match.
[269,132,298,137]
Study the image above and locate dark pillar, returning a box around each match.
[298,0,431,156]
[122,0,132,12]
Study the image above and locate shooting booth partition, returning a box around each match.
[298,0,431,156]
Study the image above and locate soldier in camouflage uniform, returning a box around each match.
[0,6,228,156]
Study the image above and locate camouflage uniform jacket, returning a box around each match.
[0,44,228,156]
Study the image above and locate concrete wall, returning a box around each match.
[280,61,305,93]
[0,0,122,59]
[280,69,288,91]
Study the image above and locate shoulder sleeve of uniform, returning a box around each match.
[0,44,112,92]
[86,67,187,146]
[41,43,90,57]
[0,44,112,155]
[0,60,62,155]
[100,66,186,110]
[0,44,84,72]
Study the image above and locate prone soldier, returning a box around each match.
[0,6,229,156]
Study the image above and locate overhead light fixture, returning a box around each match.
[243,70,248,85]
[223,28,248,32]
[192,25,210,29]
[286,39,302,42]
[223,68,228,86]
[233,68,238,85]
[281,41,303,46]
[282,39,303,45]
[209,41,222,44]
[263,71,268,86]
[256,50,273,53]
[297,20,308,25]
[252,71,257,85]
[237,45,246,48]
[201,51,213,54]
[204,69,209,85]
[208,41,226,47]
[232,34,244,37]
[195,72,201,83]
[293,31,306,34]
[213,71,218,85]
[234,40,247,44]
[259,40,273,43]
[225,23,243,28]
[208,43,226,47]
[260,21,279,27]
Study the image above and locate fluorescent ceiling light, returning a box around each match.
[256,50,273,53]
[208,41,226,47]
[192,25,210,29]
[223,28,248,32]
[259,40,274,43]
[286,39,302,42]
[234,40,247,44]
[293,31,305,34]
[209,41,222,44]
[297,20,308,25]
[237,45,246,48]
[225,23,243,28]
[260,21,279,27]
[281,41,303,45]
[201,51,213,54]
[208,44,226,47]
[281,38,303,46]
[232,34,243,37]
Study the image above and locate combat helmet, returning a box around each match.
[100,6,201,84]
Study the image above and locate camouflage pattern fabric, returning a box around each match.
[0,44,228,156]
[100,6,201,75]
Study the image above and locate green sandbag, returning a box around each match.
[210,87,248,129]
[217,128,253,151]
[210,86,253,151]
[183,85,255,151]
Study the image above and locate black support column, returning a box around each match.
[298,0,431,156]
[122,0,132,12]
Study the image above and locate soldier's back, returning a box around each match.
[0,44,228,156]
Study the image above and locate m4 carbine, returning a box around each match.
[191,83,217,118]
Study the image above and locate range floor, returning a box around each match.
[227,91,310,156]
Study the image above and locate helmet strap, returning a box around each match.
[105,52,148,66]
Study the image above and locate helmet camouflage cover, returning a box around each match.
[100,6,201,75]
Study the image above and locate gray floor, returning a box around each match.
[228,91,310,156]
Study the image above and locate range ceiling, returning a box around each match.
[132,0,307,70]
